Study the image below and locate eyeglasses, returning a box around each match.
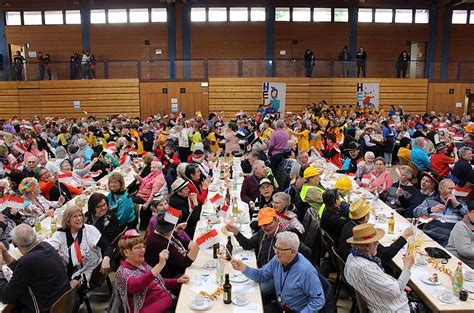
[273,245,292,252]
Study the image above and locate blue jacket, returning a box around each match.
[243,253,325,313]
[411,146,430,172]
[107,191,136,226]
[413,195,467,247]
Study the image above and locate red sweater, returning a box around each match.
[187,179,208,204]
[430,152,455,178]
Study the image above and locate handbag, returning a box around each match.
[425,247,451,262]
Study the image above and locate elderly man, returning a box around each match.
[231,231,325,313]
[240,160,266,205]
[300,166,325,218]
[267,120,290,170]
[22,154,38,178]
[338,142,363,174]
[344,224,414,313]
[76,138,95,164]
[290,151,309,179]
[452,147,473,186]
[411,137,431,173]
[414,178,468,246]
[0,224,69,312]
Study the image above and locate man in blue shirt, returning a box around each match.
[411,137,431,172]
[231,231,325,313]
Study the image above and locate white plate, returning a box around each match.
[203,260,217,270]
[464,282,474,293]
[464,272,474,282]
[436,294,456,304]
[421,275,442,285]
[230,273,248,283]
[232,296,250,306]
[188,298,213,311]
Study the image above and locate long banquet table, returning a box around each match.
[175,159,264,312]
[316,159,474,313]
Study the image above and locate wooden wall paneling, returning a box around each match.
[17,81,41,119]
[428,82,474,116]
[0,82,20,119]
[449,26,474,62]
[5,26,83,63]
[190,23,266,59]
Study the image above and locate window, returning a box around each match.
[5,11,21,25]
[191,8,206,22]
[44,11,63,25]
[313,8,331,22]
[209,7,227,22]
[151,8,167,22]
[415,9,429,23]
[229,8,248,21]
[375,9,392,23]
[130,8,149,23]
[250,7,265,21]
[108,9,127,23]
[358,8,372,22]
[452,10,468,24]
[292,8,311,22]
[395,9,412,23]
[275,7,290,21]
[470,11,474,24]
[65,10,81,24]
[90,9,106,24]
[24,11,42,25]
[334,8,349,22]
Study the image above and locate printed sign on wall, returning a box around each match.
[356,83,379,111]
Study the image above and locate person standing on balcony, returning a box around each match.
[356,47,367,78]
[37,51,45,80]
[338,46,352,78]
[44,54,52,80]
[304,49,316,78]
[13,51,25,81]
[397,51,410,78]
[70,52,80,80]
[89,55,97,79]
[81,50,91,80]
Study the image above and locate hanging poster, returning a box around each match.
[356,83,380,111]
[261,82,286,115]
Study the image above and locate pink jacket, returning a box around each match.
[137,172,165,203]
[368,170,393,193]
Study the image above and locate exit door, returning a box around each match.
[467,94,474,115]
[409,41,427,78]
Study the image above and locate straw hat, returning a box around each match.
[346,223,385,244]
[349,198,373,220]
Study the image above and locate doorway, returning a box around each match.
[467,94,474,115]
[409,41,427,78]
[8,44,27,80]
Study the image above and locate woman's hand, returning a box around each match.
[158,249,169,267]
[58,195,66,206]
[176,222,187,231]
[177,274,190,284]
[45,209,55,218]
[70,279,81,289]
[101,256,111,274]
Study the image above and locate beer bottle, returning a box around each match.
[223,274,232,304]
[226,235,233,261]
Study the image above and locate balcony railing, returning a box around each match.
[2,59,474,81]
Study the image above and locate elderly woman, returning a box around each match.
[49,205,112,289]
[367,157,393,194]
[224,122,242,156]
[116,230,189,312]
[144,212,199,278]
[452,147,473,186]
[132,161,166,209]
[272,192,305,238]
[355,151,376,182]
[385,165,418,213]
[86,193,123,244]
[19,177,64,225]
[446,200,474,269]
[34,166,82,201]
[107,172,137,229]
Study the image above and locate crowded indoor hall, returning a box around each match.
[0,0,474,313]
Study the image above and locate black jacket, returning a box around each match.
[86,211,123,244]
[0,242,69,313]
[169,193,201,238]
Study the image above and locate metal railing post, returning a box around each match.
[457,61,462,80]
[137,61,141,80]
[238,59,243,77]
[104,61,109,79]
[204,59,208,80]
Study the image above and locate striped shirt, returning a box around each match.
[344,254,411,313]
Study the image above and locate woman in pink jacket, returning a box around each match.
[116,230,189,313]
[368,156,393,194]
[132,161,166,229]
